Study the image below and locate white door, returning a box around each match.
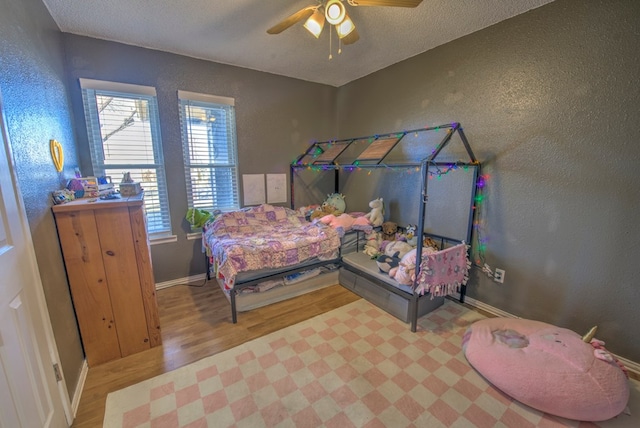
[0,94,69,427]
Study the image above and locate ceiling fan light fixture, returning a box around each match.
[325,0,346,25]
[303,9,325,38]
[336,13,355,38]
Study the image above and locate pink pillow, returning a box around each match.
[462,318,629,421]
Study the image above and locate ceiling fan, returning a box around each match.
[267,0,423,50]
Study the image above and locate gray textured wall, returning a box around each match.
[63,35,339,283]
[336,0,640,362]
[3,0,640,407]
[0,0,84,397]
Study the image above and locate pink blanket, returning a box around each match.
[415,243,470,297]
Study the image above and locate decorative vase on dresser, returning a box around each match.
[52,193,161,366]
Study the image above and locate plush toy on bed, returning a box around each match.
[376,254,400,273]
[389,249,417,285]
[376,240,414,272]
[310,205,336,220]
[364,197,384,227]
[381,221,398,241]
[423,236,440,251]
[310,193,346,220]
[363,230,382,258]
[389,246,438,285]
[382,240,414,259]
[324,193,346,215]
[319,213,370,231]
[298,204,320,220]
[404,224,418,246]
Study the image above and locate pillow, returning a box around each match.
[462,318,629,421]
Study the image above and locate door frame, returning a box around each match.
[0,89,73,425]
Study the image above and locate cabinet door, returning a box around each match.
[55,210,121,366]
[129,205,162,347]
[95,207,151,356]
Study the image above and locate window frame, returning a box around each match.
[79,78,172,239]
[178,90,240,222]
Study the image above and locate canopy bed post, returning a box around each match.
[410,157,431,332]
[290,163,295,209]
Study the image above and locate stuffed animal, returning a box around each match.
[376,254,400,273]
[323,193,346,215]
[381,221,398,241]
[363,230,382,258]
[185,208,214,228]
[298,204,320,219]
[404,224,418,246]
[382,240,414,259]
[310,204,339,220]
[319,213,369,231]
[389,249,417,285]
[423,236,440,251]
[364,197,384,227]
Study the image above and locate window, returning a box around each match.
[80,79,171,237]
[178,91,239,215]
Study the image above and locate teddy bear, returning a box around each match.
[364,197,384,227]
[310,193,346,220]
[310,204,339,220]
[423,236,440,251]
[381,221,398,241]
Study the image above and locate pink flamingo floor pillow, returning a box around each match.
[462,318,629,422]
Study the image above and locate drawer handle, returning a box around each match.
[105,250,115,256]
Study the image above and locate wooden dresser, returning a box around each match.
[53,194,161,366]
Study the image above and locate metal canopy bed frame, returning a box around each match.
[290,122,480,331]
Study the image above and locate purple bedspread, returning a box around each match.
[204,204,341,289]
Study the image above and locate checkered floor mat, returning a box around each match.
[103,299,638,427]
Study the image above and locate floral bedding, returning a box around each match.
[204,204,341,290]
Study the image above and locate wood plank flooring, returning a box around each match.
[71,281,360,427]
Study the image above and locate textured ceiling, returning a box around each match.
[41,0,555,87]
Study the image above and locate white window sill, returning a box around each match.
[186,232,202,241]
[149,233,178,245]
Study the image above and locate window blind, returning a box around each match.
[81,79,171,235]
[178,91,239,214]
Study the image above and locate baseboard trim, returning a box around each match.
[455,294,519,319]
[452,294,640,379]
[155,274,207,290]
[71,359,88,419]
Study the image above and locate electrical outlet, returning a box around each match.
[494,268,505,283]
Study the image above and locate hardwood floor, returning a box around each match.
[71,281,360,427]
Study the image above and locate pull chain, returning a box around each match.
[329,29,333,60]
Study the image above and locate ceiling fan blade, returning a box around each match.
[342,28,360,45]
[348,0,423,7]
[267,6,317,34]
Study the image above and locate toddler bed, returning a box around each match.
[340,236,471,331]
[203,204,345,322]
